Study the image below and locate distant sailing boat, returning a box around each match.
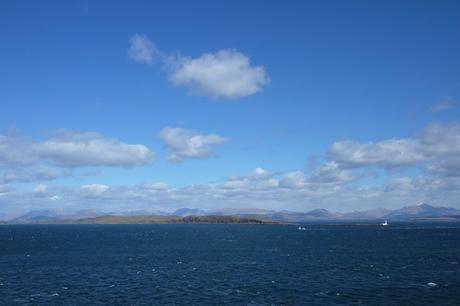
[382,220,388,226]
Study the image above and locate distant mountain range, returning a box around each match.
[3,203,460,224]
[206,203,460,222]
[384,203,460,220]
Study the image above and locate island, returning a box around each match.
[9,215,281,225]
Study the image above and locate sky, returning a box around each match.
[1,0,460,217]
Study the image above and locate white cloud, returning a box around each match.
[309,162,352,183]
[128,34,269,100]
[277,163,352,190]
[384,177,414,195]
[158,127,228,162]
[418,123,460,158]
[218,167,278,191]
[252,178,279,190]
[426,158,460,178]
[33,184,48,194]
[128,34,157,64]
[248,167,272,180]
[81,184,110,193]
[2,165,460,215]
[0,134,36,166]
[328,123,460,170]
[1,167,71,184]
[279,171,307,189]
[328,138,424,168]
[3,123,460,214]
[140,182,169,190]
[0,131,154,169]
[168,50,269,99]
[226,167,272,182]
[38,131,154,167]
[220,178,250,190]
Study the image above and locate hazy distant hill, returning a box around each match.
[112,210,170,217]
[269,209,342,222]
[343,208,392,220]
[173,208,206,216]
[10,210,60,224]
[385,203,460,220]
[7,203,460,224]
[209,208,275,216]
[304,209,343,219]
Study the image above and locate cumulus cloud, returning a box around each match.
[247,167,272,180]
[218,167,278,192]
[168,50,269,99]
[158,127,227,162]
[81,184,110,193]
[38,131,154,167]
[0,131,154,186]
[0,134,37,166]
[279,171,307,189]
[309,162,352,184]
[140,182,169,191]
[328,123,460,171]
[128,34,158,64]
[3,123,460,214]
[220,178,250,190]
[328,139,423,168]
[278,163,352,190]
[426,158,460,178]
[418,123,460,158]
[0,131,154,169]
[226,167,273,182]
[0,167,71,184]
[384,177,414,194]
[2,165,460,215]
[128,34,269,100]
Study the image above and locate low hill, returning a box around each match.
[27,215,279,225]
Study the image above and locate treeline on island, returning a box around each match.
[182,215,271,224]
[3,215,279,225]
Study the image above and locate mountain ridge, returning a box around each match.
[4,203,460,224]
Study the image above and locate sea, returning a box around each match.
[0,223,459,305]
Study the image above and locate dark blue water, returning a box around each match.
[1,224,459,305]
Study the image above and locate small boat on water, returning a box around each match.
[382,220,388,226]
[298,226,307,231]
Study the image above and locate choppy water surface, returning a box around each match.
[1,223,459,305]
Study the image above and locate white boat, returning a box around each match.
[382,220,388,226]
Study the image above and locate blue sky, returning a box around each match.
[1,0,460,216]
